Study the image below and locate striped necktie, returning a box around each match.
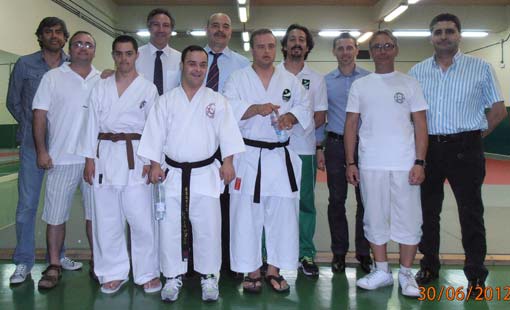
[154,50,164,95]
[206,52,222,92]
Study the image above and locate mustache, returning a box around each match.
[214,32,226,38]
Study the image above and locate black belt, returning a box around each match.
[429,130,481,143]
[165,149,218,262]
[327,132,343,141]
[243,138,298,204]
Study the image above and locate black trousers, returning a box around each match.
[324,135,370,257]
[419,132,488,280]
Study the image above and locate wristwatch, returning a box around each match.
[414,159,425,166]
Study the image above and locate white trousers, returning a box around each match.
[359,169,422,245]
[92,184,159,285]
[160,194,221,278]
[230,194,299,272]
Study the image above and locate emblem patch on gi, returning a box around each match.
[139,100,146,109]
[282,89,291,102]
[302,79,310,90]
[206,103,216,118]
[394,92,405,104]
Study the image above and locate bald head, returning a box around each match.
[206,13,232,52]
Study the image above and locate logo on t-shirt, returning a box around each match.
[282,89,291,101]
[394,92,405,104]
[302,79,310,90]
[139,100,146,109]
[206,103,216,118]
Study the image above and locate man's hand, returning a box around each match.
[37,151,53,170]
[316,149,326,171]
[277,113,297,130]
[142,165,151,184]
[219,156,235,185]
[84,158,95,185]
[409,165,425,185]
[346,165,360,186]
[258,103,280,117]
[148,162,165,184]
[100,69,115,79]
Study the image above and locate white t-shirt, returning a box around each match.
[279,62,328,155]
[346,71,428,171]
[136,43,181,94]
[32,63,100,165]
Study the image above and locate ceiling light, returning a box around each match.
[393,30,430,37]
[238,0,247,4]
[462,31,489,37]
[349,31,361,37]
[244,42,250,52]
[272,30,286,37]
[242,31,250,42]
[239,6,248,23]
[190,30,206,36]
[136,30,150,37]
[407,0,421,4]
[318,30,341,37]
[357,32,373,43]
[383,5,408,22]
[171,31,177,36]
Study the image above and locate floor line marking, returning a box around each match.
[0,173,17,183]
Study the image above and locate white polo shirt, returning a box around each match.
[346,71,428,171]
[136,42,181,94]
[279,62,328,155]
[32,62,100,165]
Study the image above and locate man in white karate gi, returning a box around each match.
[223,28,312,293]
[77,35,161,295]
[32,31,98,289]
[138,45,245,302]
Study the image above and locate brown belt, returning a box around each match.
[97,133,142,169]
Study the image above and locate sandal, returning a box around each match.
[38,265,62,289]
[143,277,162,294]
[242,276,262,294]
[265,274,290,293]
[100,278,128,294]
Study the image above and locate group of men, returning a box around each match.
[6,7,507,303]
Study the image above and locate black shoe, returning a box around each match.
[467,278,485,299]
[356,255,373,274]
[229,271,244,279]
[415,268,439,285]
[299,257,319,277]
[331,254,346,273]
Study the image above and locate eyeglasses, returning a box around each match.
[370,43,395,52]
[72,41,95,49]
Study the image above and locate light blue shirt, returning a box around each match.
[204,45,250,93]
[409,51,503,134]
[318,65,370,141]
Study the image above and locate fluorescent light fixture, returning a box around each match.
[242,31,250,42]
[349,31,361,37]
[239,6,248,23]
[357,32,373,43]
[190,30,206,36]
[462,31,489,37]
[136,30,150,37]
[393,30,430,37]
[318,30,341,37]
[272,30,286,37]
[237,0,247,4]
[407,0,421,4]
[244,42,250,51]
[171,31,177,36]
[383,5,408,22]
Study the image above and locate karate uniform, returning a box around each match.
[76,75,159,285]
[223,66,312,272]
[138,86,245,278]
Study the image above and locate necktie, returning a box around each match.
[206,52,222,92]
[154,50,164,95]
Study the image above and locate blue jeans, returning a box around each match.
[13,139,64,269]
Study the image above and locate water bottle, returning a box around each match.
[153,178,166,221]
[270,111,289,143]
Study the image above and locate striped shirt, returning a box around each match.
[409,51,503,134]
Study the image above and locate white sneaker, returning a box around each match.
[161,276,183,302]
[356,269,393,290]
[399,270,421,297]
[10,264,31,284]
[60,257,83,271]
[201,274,219,302]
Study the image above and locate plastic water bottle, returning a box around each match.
[270,111,289,143]
[153,179,166,221]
